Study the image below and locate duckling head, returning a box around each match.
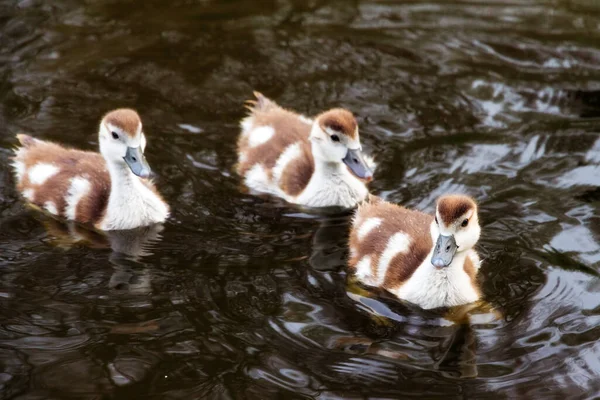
[99,109,151,178]
[430,195,481,269]
[309,109,373,181]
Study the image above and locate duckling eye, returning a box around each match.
[111,132,119,140]
[331,134,340,142]
[461,219,469,227]
[435,216,438,225]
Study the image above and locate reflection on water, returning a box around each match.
[37,215,164,294]
[1,0,600,398]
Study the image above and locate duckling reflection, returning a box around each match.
[308,212,353,272]
[36,212,163,295]
[335,280,501,379]
[106,224,163,295]
[333,312,479,379]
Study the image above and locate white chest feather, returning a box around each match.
[295,164,368,208]
[391,252,479,309]
[99,168,169,230]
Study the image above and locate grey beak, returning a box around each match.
[343,148,373,181]
[123,146,151,178]
[431,234,458,268]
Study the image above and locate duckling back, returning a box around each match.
[12,134,111,225]
[349,199,434,288]
[236,93,315,198]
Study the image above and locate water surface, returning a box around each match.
[1,0,600,398]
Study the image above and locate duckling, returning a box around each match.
[236,92,374,208]
[11,109,169,230]
[348,195,482,310]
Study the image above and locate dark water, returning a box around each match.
[1,0,600,398]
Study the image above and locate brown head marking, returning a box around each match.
[437,195,477,226]
[103,109,141,139]
[318,108,358,139]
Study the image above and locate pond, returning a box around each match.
[1,0,600,398]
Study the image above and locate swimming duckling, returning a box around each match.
[348,195,482,309]
[12,109,169,230]
[236,92,374,208]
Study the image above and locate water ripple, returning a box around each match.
[1,0,600,397]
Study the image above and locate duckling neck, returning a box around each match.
[100,161,167,230]
[298,155,368,207]
[445,250,469,272]
[106,161,143,199]
[311,143,364,181]
[314,158,347,175]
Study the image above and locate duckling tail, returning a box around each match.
[16,134,36,148]
[367,193,385,204]
[244,91,279,114]
[365,194,384,205]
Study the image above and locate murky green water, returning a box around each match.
[1,0,600,398]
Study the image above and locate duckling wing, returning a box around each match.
[13,136,111,225]
[276,141,314,197]
[349,200,434,289]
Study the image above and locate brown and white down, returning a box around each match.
[237,92,375,208]
[348,195,482,310]
[12,109,169,231]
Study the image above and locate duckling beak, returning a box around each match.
[123,146,151,179]
[343,148,373,181]
[431,234,457,268]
